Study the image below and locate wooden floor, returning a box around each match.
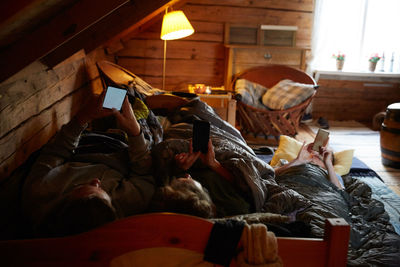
[243,120,400,197]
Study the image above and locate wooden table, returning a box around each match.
[198,93,236,127]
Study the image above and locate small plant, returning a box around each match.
[332,53,345,61]
[369,54,381,63]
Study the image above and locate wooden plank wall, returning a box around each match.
[0,48,114,179]
[112,0,314,91]
[0,0,315,178]
[313,76,400,123]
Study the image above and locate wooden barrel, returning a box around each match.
[380,103,400,168]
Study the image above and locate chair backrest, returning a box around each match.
[232,64,317,89]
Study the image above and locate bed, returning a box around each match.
[0,61,399,266]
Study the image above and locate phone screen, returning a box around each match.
[193,120,210,153]
[102,86,127,110]
[312,128,329,151]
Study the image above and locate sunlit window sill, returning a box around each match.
[313,69,400,82]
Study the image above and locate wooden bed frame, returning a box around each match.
[1,213,350,267]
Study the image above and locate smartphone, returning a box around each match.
[102,86,127,110]
[193,119,210,153]
[312,128,330,151]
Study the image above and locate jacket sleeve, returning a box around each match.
[126,132,152,175]
[26,118,86,182]
[113,132,155,216]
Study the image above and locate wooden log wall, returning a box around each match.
[0,48,114,180]
[312,74,400,123]
[111,0,314,91]
[0,0,315,178]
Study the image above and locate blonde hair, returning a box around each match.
[150,181,216,218]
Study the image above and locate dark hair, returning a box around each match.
[150,181,216,218]
[38,196,118,237]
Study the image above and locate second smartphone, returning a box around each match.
[192,119,210,154]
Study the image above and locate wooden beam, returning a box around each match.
[42,0,177,69]
[187,0,315,13]
[0,0,44,26]
[106,0,185,45]
[115,0,188,45]
[0,0,129,83]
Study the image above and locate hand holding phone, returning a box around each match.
[102,86,127,111]
[312,128,329,152]
[192,119,210,154]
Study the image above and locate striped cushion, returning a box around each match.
[261,79,315,110]
[234,79,268,109]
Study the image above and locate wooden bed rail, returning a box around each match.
[278,218,350,267]
[0,214,350,267]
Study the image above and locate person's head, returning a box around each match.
[39,178,118,237]
[150,174,216,218]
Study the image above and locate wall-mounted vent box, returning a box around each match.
[228,26,258,45]
[261,25,297,47]
[225,24,297,47]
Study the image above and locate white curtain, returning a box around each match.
[309,0,400,72]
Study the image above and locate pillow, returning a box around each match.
[234,79,268,109]
[270,135,354,176]
[261,79,316,110]
[333,149,354,176]
[270,135,303,166]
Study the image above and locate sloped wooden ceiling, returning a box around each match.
[0,0,184,83]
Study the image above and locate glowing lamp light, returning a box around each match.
[161,11,194,40]
[160,10,194,90]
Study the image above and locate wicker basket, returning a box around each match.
[231,64,317,138]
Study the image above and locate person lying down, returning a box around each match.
[22,89,342,237]
[146,99,319,222]
[274,140,345,190]
[22,93,156,237]
[150,129,345,220]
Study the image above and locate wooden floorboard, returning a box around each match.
[242,120,400,197]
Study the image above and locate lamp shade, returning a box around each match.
[160,10,194,40]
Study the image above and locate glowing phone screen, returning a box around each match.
[102,86,127,110]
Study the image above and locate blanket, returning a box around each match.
[276,164,400,266]
[153,99,309,214]
[163,99,400,266]
[2,96,399,266]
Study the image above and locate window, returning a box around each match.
[310,0,400,72]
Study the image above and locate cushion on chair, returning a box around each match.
[270,135,354,176]
[234,79,268,109]
[261,79,316,110]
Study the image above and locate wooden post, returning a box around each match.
[324,218,350,267]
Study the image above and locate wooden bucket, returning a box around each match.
[380,103,400,168]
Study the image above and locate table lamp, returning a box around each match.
[160,9,194,90]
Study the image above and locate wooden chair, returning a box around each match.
[231,65,317,138]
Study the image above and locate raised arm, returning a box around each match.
[200,140,234,182]
[274,142,312,176]
[110,97,155,214]
[174,139,234,183]
[112,97,152,175]
[321,146,344,189]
